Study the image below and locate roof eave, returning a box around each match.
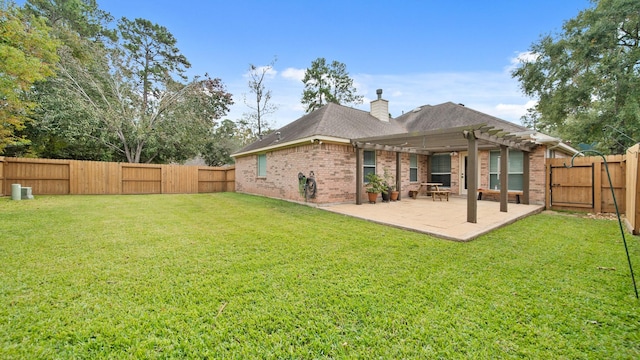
[231,135,351,158]
[531,133,580,155]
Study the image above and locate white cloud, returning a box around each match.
[494,100,537,120]
[281,67,305,81]
[506,51,540,72]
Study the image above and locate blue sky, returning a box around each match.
[97,0,592,128]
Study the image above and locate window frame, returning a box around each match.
[430,153,451,187]
[409,154,418,182]
[363,150,376,183]
[257,153,267,178]
[489,149,523,191]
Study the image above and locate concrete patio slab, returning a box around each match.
[322,196,545,241]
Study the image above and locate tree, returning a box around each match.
[512,0,640,153]
[118,17,190,113]
[0,1,59,153]
[44,15,233,163]
[242,57,277,137]
[301,57,363,113]
[8,0,118,159]
[56,41,232,163]
[25,0,115,41]
[201,119,242,166]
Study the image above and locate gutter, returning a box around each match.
[231,135,351,158]
[530,133,580,156]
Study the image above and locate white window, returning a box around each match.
[257,154,267,177]
[409,154,418,182]
[363,150,376,183]
[430,154,451,187]
[489,150,523,191]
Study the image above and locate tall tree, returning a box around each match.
[118,17,190,113]
[301,57,363,113]
[512,0,640,153]
[0,1,59,153]
[243,57,277,137]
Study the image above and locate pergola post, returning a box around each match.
[356,147,363,205]
[396,152,402,200]
[522,151,530,204]
[500,145,509,212]
[466,132,478,223]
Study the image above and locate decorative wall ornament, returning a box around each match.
[297,171,317,201]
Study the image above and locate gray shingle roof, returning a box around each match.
[394,102,528,133]
[235,103,405,154]
[233,101,530,156]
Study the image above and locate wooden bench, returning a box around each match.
[477,188,523,204]
[431,190,450,201]
[409,183,450,201]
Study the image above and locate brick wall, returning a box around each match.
[235,143,357,204]
[528,146,547,204]
[235,144,548,205]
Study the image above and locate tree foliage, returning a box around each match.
[55,40,232,163]
[25,0,114,40]
[243,57,277,137]
[201,119,242,166]
[512,0,640,153]
[0,0,59,154]
[12,1,234,163]
[118,17,190,113]
[6,0,119,159]
[301,57,363,113]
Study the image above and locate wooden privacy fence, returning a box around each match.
[0,157,235,196]
[546,154,626,214]
[546,148,640,235]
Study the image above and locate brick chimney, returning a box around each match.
[370,89,389,122]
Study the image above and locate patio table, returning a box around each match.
[414,182,441,197]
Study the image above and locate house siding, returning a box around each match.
[235,144,548,205]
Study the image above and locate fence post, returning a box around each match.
[594,160,602,213]
[0,156,4,196]
[545,160,551,209]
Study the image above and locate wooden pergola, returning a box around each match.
[352,124,538,223]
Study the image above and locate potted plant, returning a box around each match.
[383,168,399,201]
[390,184,399,201]
[365,172,387,203]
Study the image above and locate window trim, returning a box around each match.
[257,153,267,178]
[489,149,523,191]
[409,154,418,183]
[363,150,376,183]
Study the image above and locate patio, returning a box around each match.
[323,195,544,241]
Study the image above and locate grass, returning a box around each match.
[0,193,639,359]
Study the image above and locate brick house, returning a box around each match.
[232,90,576,221]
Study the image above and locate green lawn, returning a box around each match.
[1,193,639,358]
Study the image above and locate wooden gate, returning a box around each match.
[546,155,625,213]
[549,164,594,209]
